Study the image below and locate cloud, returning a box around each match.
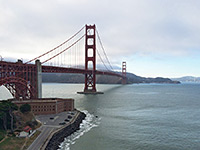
[1,0,200,65]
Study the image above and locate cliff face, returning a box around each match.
[42,73,180,84]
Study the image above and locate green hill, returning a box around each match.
[42,72,180,84]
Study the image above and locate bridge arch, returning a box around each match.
[0,85,13,100]
[0,77,35,100]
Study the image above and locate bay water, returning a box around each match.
[1,83,200,150]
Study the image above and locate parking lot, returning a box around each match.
[28,111,78,150]
[36,111,77,126]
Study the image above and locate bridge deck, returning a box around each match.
[42,65,123,78]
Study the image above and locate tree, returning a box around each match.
[9,106,14,132]
[0,100,18,132]
[20,104,31,113]
[0,112,7,131]
[7,101,18,133]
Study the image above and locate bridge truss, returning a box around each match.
[0,24,126,100]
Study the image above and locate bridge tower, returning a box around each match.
[122,61,127,84]
[78,24,103,94]
[84,25,96,92]
[84,24,96,93]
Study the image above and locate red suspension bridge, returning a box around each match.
[0,24,127,100]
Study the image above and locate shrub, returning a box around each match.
[20,104,31,113]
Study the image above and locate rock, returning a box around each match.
[45,112,86,150]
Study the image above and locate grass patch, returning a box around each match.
[23,130,41,150]
[34,121,42,129]
[0,136,26,150]
[0,130,6,141]
[0,130,41,150]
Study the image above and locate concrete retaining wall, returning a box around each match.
[44,112,86,150]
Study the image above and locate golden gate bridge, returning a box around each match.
[0,24,127,100]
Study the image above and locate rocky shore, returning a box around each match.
[44,111,86,150]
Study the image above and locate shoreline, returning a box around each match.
[41,111,86,150]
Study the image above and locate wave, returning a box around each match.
[136,92,158,95]
[58,110,101,150]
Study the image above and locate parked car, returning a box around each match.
[65,119,69,122]
[68,112,75,115]
[68,115,72,119]
[59,122,66,125]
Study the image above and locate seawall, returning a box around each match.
[43,111,86,150]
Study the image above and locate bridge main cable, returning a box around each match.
[96,28,114,71]
[41,34,85,64]
[96,48,110,71]
[25,26,85,64]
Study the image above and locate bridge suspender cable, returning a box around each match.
[25,25,115,74]
[96,28,114,71]
[96,48,110,71]
[41,34,85,64]
[87,29,112,72]
[25,26,85,64]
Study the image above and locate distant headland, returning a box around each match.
[171,76,200,83]
[42,72,180,84]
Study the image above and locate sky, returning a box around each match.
[1,0,200,78]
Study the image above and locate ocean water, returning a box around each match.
[1,83,200,150]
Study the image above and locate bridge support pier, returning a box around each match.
[36,60,42,98]
[77,24,103,94]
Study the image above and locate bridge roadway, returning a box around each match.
[0,60,125,99]
[0,60,123,78]
[42,65,123,78]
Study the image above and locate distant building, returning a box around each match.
[13,98,74,115]
[23,126,32,134]
[18,131,29,137]
[18,126,33,137]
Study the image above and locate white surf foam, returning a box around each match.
[58,110,101,150]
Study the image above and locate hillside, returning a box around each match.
[14,111,38,131]
[171,76,200,83]
[42,72,180,84]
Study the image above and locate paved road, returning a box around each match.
[27,111,77,150]
[27,127,54,150]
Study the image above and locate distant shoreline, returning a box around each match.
[42,72,180,84]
